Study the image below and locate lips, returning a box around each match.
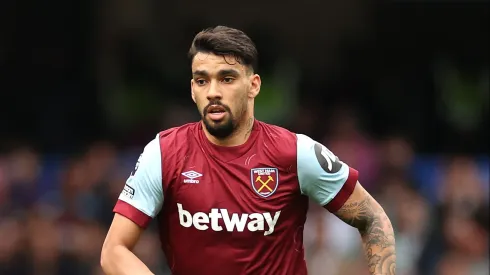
[207,105,226,114]
[206,105,227,121]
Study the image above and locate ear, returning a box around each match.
[248,74,261,98]
[191,79,196,103]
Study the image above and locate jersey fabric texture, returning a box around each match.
[114,120,358,275]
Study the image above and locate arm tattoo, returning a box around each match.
[335,192,396,275]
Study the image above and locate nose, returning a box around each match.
[206,80,222,101]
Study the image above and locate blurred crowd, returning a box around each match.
[0,108,488,275]
[1,0,488,274]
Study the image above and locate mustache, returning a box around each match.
[203,101,231,115]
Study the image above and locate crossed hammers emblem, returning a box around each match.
[256,175,274,192]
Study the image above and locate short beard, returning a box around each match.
[203,117,236,139]
[202,101,238,139]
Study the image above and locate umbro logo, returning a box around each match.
[182,170,202,184]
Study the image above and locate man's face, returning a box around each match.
[191,52,258,139]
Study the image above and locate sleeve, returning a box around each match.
[296,134,359,213]
[113,135,163,228]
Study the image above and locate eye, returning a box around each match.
[222,77,235,83]
[196,79,207,86]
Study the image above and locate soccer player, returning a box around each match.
[100,26,396,275]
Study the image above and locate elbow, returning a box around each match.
[100,247,108,270]
[100,243,112,272]
[369,212,395,236]
[360,211,393,235]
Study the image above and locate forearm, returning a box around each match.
[101,245,154,275]
[359,211,396,275]
[333,183,397,275]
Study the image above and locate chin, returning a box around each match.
[203,117,235,139]
[204,116,225,125]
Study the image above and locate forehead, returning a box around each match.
[192,52,246,75]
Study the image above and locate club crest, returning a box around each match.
[250,168,279,198]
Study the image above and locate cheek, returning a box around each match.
[198,101,207,113]
[194,96,207,113]
[231,93,248,115]
[240,88,249,105]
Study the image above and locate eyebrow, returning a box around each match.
[192,70,208,77]
[217,69,240,77]
[192,69,240,78]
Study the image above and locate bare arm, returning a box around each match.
[100,214,154,275]
[334,182,396,275]
[294,134,396,273]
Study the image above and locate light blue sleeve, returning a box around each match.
[118,135,163,218]
[296,134,353,206]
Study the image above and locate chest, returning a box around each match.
[165,147,299,214]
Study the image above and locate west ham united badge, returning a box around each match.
[251,168,279,198]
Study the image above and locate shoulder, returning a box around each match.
[257,121,297,150]
[257,120,297,139]
[156,122,201,183]
[158,122,200,140]
[157,122,200,149]
[294,133,359,210]
[132,135,162,178]
[295,133,343,174]
[254,121,299,171]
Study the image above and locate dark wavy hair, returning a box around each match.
[188,26,258,73]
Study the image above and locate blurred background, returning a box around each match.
[0,1,488,275]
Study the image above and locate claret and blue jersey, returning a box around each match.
[114,120,358,275]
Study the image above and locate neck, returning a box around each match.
[203,116,255,147]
